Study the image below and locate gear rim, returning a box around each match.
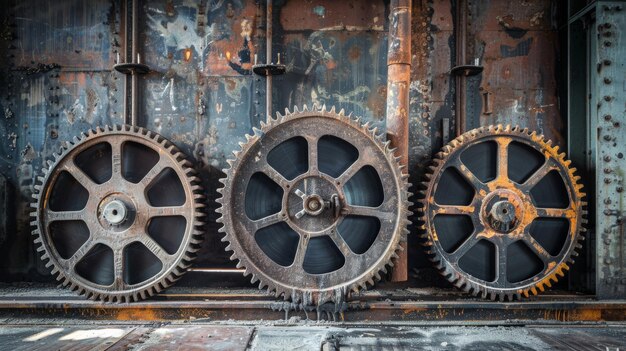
[217,105,411,305]
[420,125,587,301]
[31,125,205,303]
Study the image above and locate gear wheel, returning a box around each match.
[31,125,204,302]
[420,125,586,300]
[217,105,411,305]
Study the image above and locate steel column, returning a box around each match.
[266,0,273,119]
[595,1,626,298]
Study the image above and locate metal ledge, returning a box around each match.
[0,294,624,324]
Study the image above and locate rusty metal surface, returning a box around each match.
[421,125,586,300]
[217,106,410,305]
[386,0,412,282]
[467,1,562,143]
[31,125,204,302]
[0,290,625,324]
[0,282,623,325]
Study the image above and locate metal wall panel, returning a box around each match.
[595,1,626,299]
[0,0,590,295]
[0,0,124,279]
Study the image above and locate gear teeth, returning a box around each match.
[420,125,587,301]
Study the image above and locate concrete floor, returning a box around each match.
[0,322,624,350]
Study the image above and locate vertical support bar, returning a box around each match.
[565,3,595,293]
[386,0,411,282]
[266,0,273,119]
[595,1,626,299]
[130,0,138,126]
[121,0,139,126]
[122,0,131,125]
[454,0,467,136]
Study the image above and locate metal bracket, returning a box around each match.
[113,62,150,75]
[451,64,484,77]
[480,87,493,115]
[252,63,286,76]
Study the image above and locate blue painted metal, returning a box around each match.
[0,0,124,278]
[594,1,626,299]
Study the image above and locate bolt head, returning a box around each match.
[308,199,320,210]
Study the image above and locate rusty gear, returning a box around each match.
[420,125,586,300]
[31,125,205,302]
[217,105,411,305]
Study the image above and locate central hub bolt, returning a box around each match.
[486,200,518,233]
[307,198,321,211]
[102,200,128,226]
[302,194,325,217]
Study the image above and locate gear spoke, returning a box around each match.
[535,207,575,219]
[451,231,480,262]
[521,158,557,191]
[109,138,124,182]
[291,235,309,268]
[63,237,96,269]
[452,159,488,193]
[342,204,395,221]
[432,203,475,216]
[495,137,512,181]
[329,228,354,259]
[495,243,508,286]
[142,236,173,265]
[63,162,96,190]
[113,248,126,290]
[147,205,188,218]
[524,235,551,263]
[45,208,87,222]
[336,157,367,185]
[250,213,284,232]
[262,165,289,189]
[305,135,319,173]
[139,157,168,188]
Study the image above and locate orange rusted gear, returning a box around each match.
[419,125,587,300]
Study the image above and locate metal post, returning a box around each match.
[386,0,411,282]
[265,0,273,119]
[131,0,138,126]
[121,0,140,126]
[455,0,467,136]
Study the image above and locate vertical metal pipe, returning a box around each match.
[455,0,467,136]
[386,0,411,282]
[122,0,130,125]
[130,0,139,126]
[265,0,273,119]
